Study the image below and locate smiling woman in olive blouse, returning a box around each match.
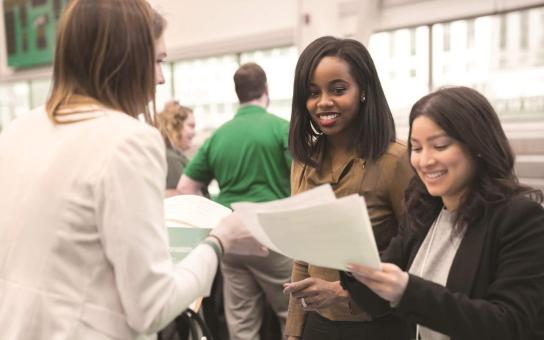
[282,36,414,340]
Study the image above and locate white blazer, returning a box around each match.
[0,107,217,340]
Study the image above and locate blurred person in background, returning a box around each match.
[0,1,265,340]
[178,62,292,340]
[156,101,196,196]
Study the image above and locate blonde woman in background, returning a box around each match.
[157,101,196,196]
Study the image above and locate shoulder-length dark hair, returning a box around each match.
[405,86,543,231]
[288,36,395,168]
[47,0,165,124]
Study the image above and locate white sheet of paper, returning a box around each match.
[257,194,380,270]
[163,195,225,312]
[231,185,337,252]
[164,195,231,229]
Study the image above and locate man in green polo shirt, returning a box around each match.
[177,63,292,340]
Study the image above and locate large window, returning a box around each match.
[240,46,298,121]
[432,7,544,120]
[366,6,544,134]
[0,78,53,132]
[155,62,173,113]
[369,26,430,127]
[0,81,31,131]
[30,78,51,109]
[167,46,297,133]
[2,7,544,134]
[171,55,239,132]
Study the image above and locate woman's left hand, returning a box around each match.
[347,263,409,306]
[283,278,349,311]
[210,212,269,256]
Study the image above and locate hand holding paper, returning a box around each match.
[231,185,337,252]
[211,212,269,256]
[164,195,268,259]
[232,185,381,271]
[164,195,231,261]
[346,262,408,305]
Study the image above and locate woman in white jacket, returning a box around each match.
[0,1,264,339]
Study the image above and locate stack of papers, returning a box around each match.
[232,185,381,270]
[164,195,231,262]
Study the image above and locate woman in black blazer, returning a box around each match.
[341,86,544,340]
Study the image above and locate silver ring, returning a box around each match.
[301,297,307,308]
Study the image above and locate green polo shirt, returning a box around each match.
[184,105,291,208]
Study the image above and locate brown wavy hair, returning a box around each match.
[405,86,542,231]
[46,0,165,124]
[289,36,396,168]
[156,101,193,148]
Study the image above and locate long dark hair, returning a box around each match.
[405,86,542,231]
[288,36,395,168]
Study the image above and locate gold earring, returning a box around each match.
[309,120,323,136]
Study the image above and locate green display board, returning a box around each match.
[168,227,212,262]
[3,0,68,68]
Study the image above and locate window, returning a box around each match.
[500,14,508,50]
[432,11,544,121]
[30,78,51,108]
[0,81,31,129]
[410,29,417,56]
[369,26,430,128]
[172,55,239,131]
[169,46,298,132]
[467,19,475,48]
[520,11,529,50]
[155,62,173,111]
[2,7,543,134]
[443,22,451,52]
[240,46,297,120]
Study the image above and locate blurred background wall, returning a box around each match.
[1,0,543,190]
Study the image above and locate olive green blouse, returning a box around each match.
[285,141,414,337]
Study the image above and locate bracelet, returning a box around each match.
[201,238,223,260]
[207,234,225,255]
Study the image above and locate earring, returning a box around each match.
[309,120,323,136]
[360,92,366,103]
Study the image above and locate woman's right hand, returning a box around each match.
[283,278,349,310]
[347,262,408,306]
[210,212,269,256]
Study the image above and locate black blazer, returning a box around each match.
[341,196,544,340]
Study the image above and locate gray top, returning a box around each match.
[165,146,188,189]
[408,209,467,340]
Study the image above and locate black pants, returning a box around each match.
[301,312,411,340]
